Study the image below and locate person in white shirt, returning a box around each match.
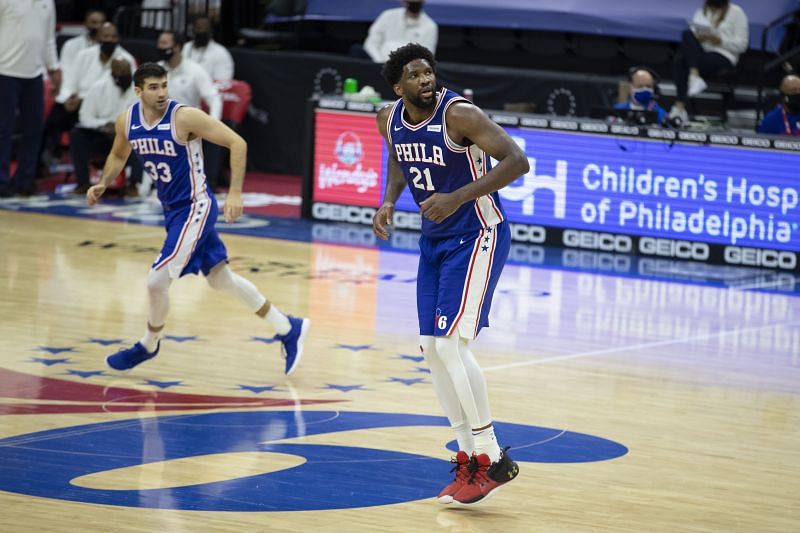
[669,0,749,123]
[355,0,438,63]
[184,17,234,81]
[70,58,141,195]
[158,31,224,189]
[0,0,60,197]
[43,23,136,171]
[59,10,106,81]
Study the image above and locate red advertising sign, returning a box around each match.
[313,109,384,207]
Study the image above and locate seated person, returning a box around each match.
[758,74,800,136]
[69,59,141,195]
[351,0,438,63]
[615,68,667,125]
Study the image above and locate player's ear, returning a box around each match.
[393,83,403,97]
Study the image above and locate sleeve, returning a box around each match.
[78,82,106,129]
[719,7,749,57]
[43,0,59,71]
[757,108,782,134]
[364,11,390,62]
[57,50,84,102]
[197,66,222,120]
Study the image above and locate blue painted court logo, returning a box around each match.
[0,411,627,511]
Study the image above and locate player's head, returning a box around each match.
[133,62,169,112]
[381,43,437,109]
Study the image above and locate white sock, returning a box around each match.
[140,327,161,353]
[266,305,291,335]
[453,421,475,455]
[473,425,502,463]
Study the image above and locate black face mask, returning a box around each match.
[87,26,98,39]
[406,2,423,14]
[100,41,117,56]
[158,47,174,61]
[706,0,728,8]
[194,32,211,47]
[113,74,132,90]
[785,93,800,114]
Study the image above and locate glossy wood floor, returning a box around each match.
[1,209,799,532]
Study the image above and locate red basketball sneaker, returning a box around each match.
[452,448,519,505]
[437,451,473,504]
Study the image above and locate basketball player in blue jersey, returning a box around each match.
[86,63,310,375]
[373,44,529,506]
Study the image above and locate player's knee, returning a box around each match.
[419,335,437,361]
[206,264,233,291]
[434,335,459,363]
[146,269,170,295]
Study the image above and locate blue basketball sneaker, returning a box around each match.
[276,316,310,376]
[106,341,160,371]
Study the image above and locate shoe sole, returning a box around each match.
[285,318,310,376]
[437,494,454,504]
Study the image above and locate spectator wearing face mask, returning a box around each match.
[183,17,234,81]
[758,74,800,136]
[69,58,141,195]
[59,10,106,78]
[614,68,667,125]
[43,22,136,169]
[351,0,438,63]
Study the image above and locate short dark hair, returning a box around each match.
[381,43,437,87]
[134,62,167,88]
[159,31,185,48]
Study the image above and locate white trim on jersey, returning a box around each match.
[386,99,401,146]
[138,99,171,130]
[466,146,504,227]
[170,102,186,146]
[446,226,498,339]
[400,88,447,131]
[441,96,469,153]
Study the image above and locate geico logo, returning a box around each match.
[510,223,546,243]
[392,211,422,230]
[311,223,375,246]
[390,231,423,251]
[312,203,375,224]
[563,230,632,252]
[639,237,709,260]
[562,249,631,272]
[724,247,797,270]
[508,244,545,264]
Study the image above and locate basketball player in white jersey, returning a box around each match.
[86,62,309,375]
[373,44,530,505]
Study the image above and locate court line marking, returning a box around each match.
[483,320,800,372]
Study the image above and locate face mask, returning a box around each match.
[194,32,210,47]
[785,93,800,114]
[158,47,174,61]
[113,74,132,90]
[706,0,728,8]
[406,2,423,14]
[632,88,654,106]
[100,41,117,56]
[87,26,98,39]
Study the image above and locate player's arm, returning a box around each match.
[419,102,529,223]
[373,105,407,240]
[176,106,247,223]
[86,112,132,205]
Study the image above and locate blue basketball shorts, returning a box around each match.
[152,197,228,279]
[417,221,510,339]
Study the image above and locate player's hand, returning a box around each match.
[420,192,461,224]
[372,201,394,240]
[86,184,106,205]
[223,191,244,223]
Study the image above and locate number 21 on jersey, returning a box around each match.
[410,166,435,191]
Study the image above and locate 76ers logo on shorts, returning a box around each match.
[435,308,448,331]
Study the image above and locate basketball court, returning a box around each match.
[0,197,798,532]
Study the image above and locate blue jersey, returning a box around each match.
[126,99,212,209]
[386,88,505,239]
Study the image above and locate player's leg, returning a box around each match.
[417,235,475,503]
[107,266,172,370]
[434,223,518,505]
[200,228,309,376]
